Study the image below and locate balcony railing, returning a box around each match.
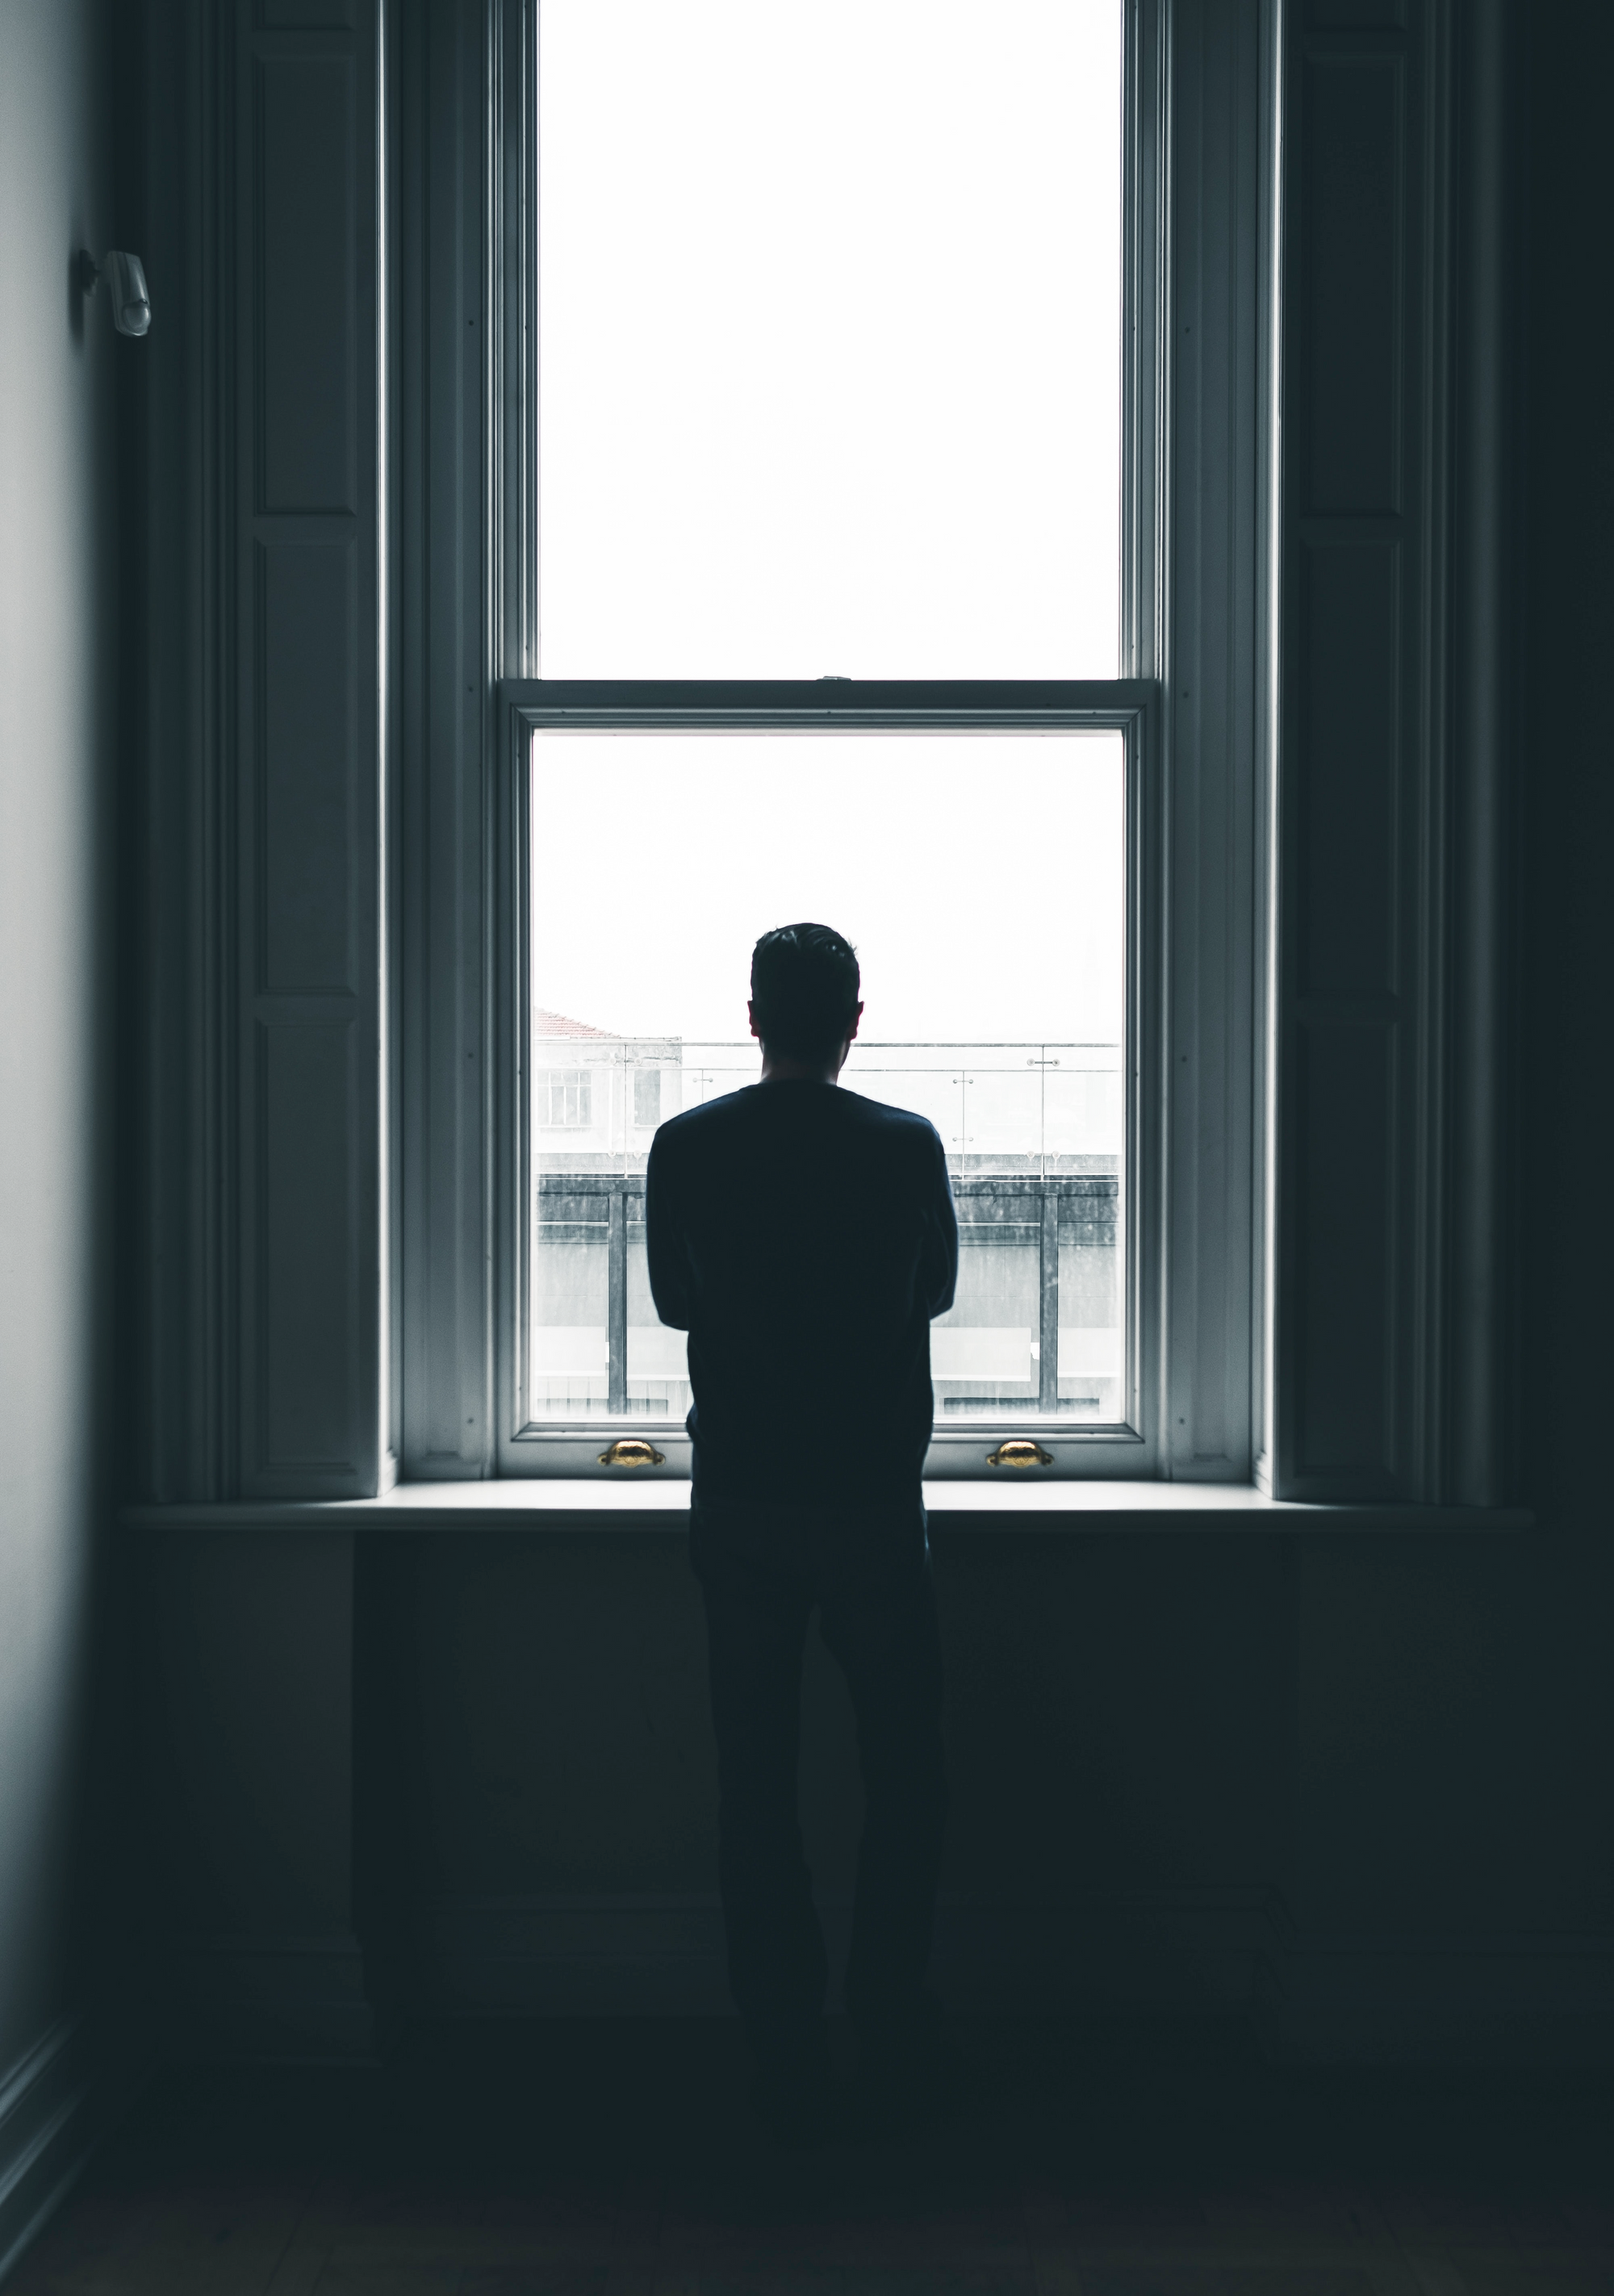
[530,1039,1124,1424]
[532,1036,1124,1178]
[533,1169,1120,1423]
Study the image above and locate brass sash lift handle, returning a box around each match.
[598,1439,667,1468]
[986,1439,1054,1469]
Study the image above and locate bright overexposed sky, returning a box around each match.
[538,0,1122,680]
[530,730,1125,1044]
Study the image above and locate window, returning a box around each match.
[632,1069,662,1132]
[538,1068,593,1130]
[525,721,1140,1450]
[494,0,1199,1484]
[537,0,1123,680]
[143,0,1502,1509]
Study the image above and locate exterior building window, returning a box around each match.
[633,1069,662,1131]
[540,1070,592,1130]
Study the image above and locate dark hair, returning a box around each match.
[750,923,861,1060]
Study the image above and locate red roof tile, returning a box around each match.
[532,1007,617,1039]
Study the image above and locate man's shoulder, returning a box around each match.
[651,1087,758,1155]
[836,1089,945,1154]
[652,1085,943,1165]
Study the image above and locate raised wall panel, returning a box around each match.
[1311,0,1407,26]
[1292,1024,1398,1478]
[144,1527,374,2058]
[257,56,358,513]
[237,0,382,1498]
[1297,538,1399,997]
[261,0,358,24]
[254,1020,361,1473]
[1301,56,1405,515]
[1272,0,1440,1500]
[140,1,384,1502]
[260,539,357,993]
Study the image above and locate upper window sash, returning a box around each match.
[532,0,1127,684]
[491,0,1168,687]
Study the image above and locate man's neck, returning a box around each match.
[757,1049,845,1085]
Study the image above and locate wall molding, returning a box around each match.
[392,1888,1290,2022]
[375,1892,1614,2068]
[66,1890,1608,2072]
[395,0,496,1481]
[1265,1931,1614,2068]
[137,0,236,1500]
[141,1528,373,2067]
[0,2011,154,2289]
[137,0,387,1503]
[169,1937,378,2065]
[119,1485,1534,1534]
[1161,0,1264,1481]
[1269,0,1513,1503]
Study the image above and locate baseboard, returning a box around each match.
[1263,1932,1614,2067]
[389,1895,1614,2064]
[936,1890,1285,2015]
[172,1936,381,2064]
[394,1889,1286,2020]
[0,2008,155,2289]
[400,1897,730,2016]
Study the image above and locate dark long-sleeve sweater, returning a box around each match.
[645,1080,959,1507]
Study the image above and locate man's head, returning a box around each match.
[749,923,863,1071]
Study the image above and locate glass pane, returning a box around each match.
[530,1190,609,1413]
[528,730,1126,1429]
[538,0,1123,678]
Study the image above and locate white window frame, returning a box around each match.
[391,0,1273,1488]
[474,0,1265,1486]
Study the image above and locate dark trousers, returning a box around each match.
[689,1499,948,2067]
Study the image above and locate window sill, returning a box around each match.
[119,1482,1533,1533]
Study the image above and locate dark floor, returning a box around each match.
[12,2018,1614,2294]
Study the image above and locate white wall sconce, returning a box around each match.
[77,249,151,336]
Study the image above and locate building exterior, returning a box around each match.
[532,1010,684,1165]
[529,1017,1124,1427]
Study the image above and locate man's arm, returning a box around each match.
[920,1127,959,1319]
[645,1129,693,1331]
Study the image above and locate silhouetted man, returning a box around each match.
[646,924,959,2143]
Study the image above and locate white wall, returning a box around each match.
[0,0,121,2072]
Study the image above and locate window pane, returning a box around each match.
[531,1189,609,1413]
[528,730,1127,1428]
[538,0,1123,678]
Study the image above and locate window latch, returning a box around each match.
[598,1439,667,1468]
[985,1440,1054,1470]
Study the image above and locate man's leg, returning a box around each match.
[689,1522,829,2087]
[815,1528,948,2057]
